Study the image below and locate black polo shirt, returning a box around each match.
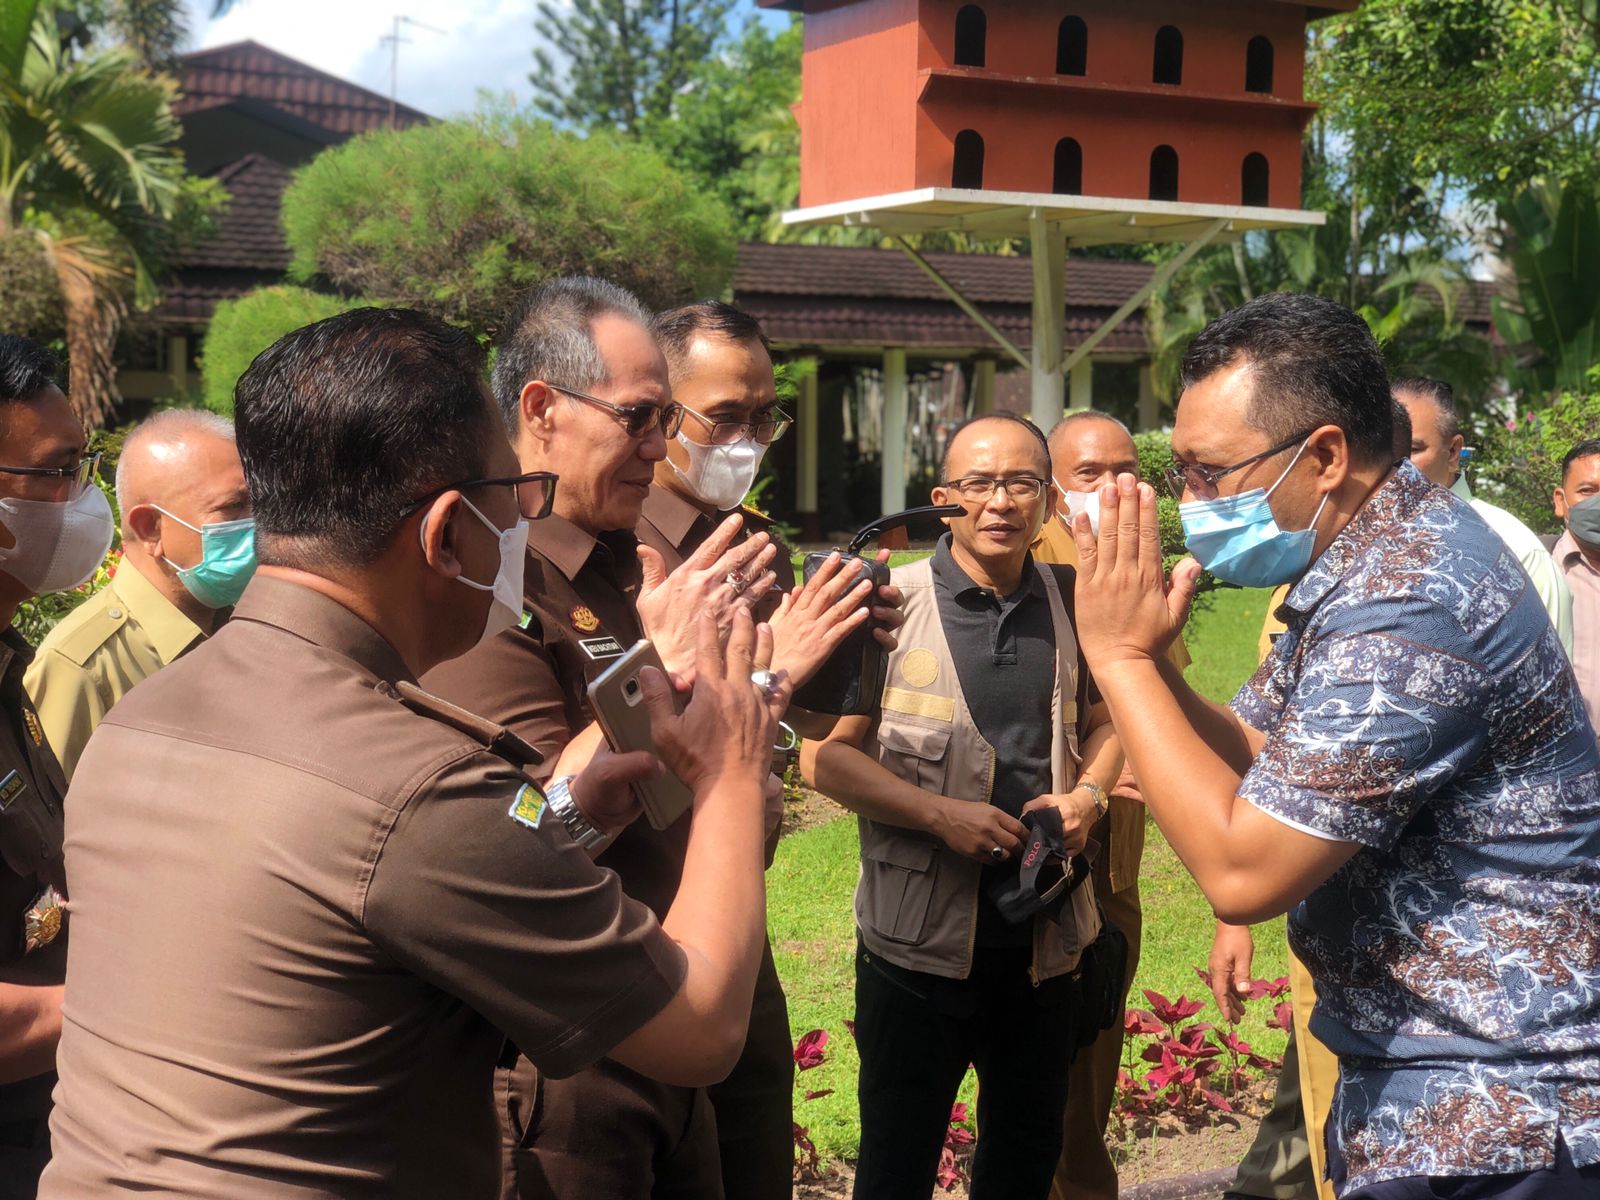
[930,535,1055,948]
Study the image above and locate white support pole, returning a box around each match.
[1069,359,1094,411]
[892,237,1031,371]
[973,359,996,415]
[796,355,819,516]
[881,348,908,515]
[1029,213,1067,430]
[1137,363,1159,431]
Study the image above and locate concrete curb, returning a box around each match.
[1120,1166,1237,1200]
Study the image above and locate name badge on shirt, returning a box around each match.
[0,769,24,812]
[580,636,624,660]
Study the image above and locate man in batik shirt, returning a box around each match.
[1070,292,1600,1199]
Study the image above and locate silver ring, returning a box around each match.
[725,570,747,595]
[750,669,781,700]
[989,846,1005,862]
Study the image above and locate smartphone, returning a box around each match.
[586,640,694,831]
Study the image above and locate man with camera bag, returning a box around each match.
[804,412,1123,1200]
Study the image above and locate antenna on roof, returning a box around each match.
[380,13,445,128]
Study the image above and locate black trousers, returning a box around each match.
[707,940,795,1200]
[852,941,1078,1200]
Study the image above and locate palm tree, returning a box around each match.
[0,0,193,426]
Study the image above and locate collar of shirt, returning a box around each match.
[0,623,32,684]
[1554,528,1600,577]
[110,559,205,664]
[526,513,639,591]
[230,575,414,686]
[1281,460,1425,623]
[640,483,722,553]
[930,533,1045,605]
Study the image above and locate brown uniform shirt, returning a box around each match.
[0,626,70,1125]
[41,576,685,1199]
[422,513,693,918]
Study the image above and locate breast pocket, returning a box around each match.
[859,832,939,946]
[876,719,952,796]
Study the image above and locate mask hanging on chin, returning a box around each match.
[1568,493,1600,548]
[0,484,115,595]
[1178,439,1330,589]
[1053,478,1101,537]
[424,497,529,647]
[671,434,768,511]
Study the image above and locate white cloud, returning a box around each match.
[185,0,543,119]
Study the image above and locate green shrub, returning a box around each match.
[281,112,736,329]
[0,233,63,344]
[1133,429,1194,578]
[1472,377,1600,535]
[199,287,370,415]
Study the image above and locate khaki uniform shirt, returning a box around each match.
[24,561,204,780]
[0,627,70,1124]
[422,515,694,918]
[1030,516,1189,892]
[41,576,685,1198]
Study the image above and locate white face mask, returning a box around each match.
[1053,477,1101,537]
[671,434,768,511]
[423,496,528,647]
[0,484,115,595]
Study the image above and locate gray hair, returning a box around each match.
[490,276,652,434]
[115,408,236,512]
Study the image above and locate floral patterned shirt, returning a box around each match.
[1231,461,1600,1193]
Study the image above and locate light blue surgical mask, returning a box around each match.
[1178,440,1329,589]
[155,507,258,609]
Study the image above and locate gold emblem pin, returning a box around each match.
[901,648,939,688]
[23,710,42,747]
[571,605,600,633]
[25,886,63,953]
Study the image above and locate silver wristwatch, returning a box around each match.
[1077,779,1109,822]
[545,775,611,852]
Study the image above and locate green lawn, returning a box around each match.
[771,583,1282,1163]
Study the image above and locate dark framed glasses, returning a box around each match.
[551,385,683,439]
[403,470,557,521]
[680,404,793,446]
[942,475,1050,502]
[0,452,102,489]
[1163,430,1317,500]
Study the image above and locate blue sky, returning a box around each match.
[183,1,782,120]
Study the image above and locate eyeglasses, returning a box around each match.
[551,385,683,439]
[403,470,558,521]
[942,475,1050,502]
[680,404,793,446]
[1163,430,1317,500]
[0,453,102,489]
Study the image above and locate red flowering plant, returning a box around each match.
[1112,976,1290,1142]
[791,1028,834,1182]
[935,1101,976,1192]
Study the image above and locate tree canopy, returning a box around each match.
[279,111,736,331]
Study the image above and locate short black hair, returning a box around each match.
[1181,293,1394,466]
[491,276,652,435]
[1563,438,1600,482]
[235,307,494,569]
[653,301,771,379]
[1391,397,1413,464]
[1393,377,1459,442]
[941,412,1050,480]
[0,334,61,403]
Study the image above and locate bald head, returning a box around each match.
[1048,410,1138,493]
[941,413,1049,481]
[116,410,243,515]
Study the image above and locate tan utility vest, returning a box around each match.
[857,556,1101,982]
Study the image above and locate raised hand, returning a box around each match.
[1070,473,1202,668]
[768,552,874,687]
[639,608,790,796]
[636,513,778,677]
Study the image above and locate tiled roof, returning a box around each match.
[184,154,293,272]
[149,269,283,324]
[175,41,428,133]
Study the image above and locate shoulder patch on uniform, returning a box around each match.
[48,591,130,668]
[508,782,546,830]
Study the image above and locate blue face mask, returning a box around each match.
[1178,440,1329,589]
[155,507,258,609]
